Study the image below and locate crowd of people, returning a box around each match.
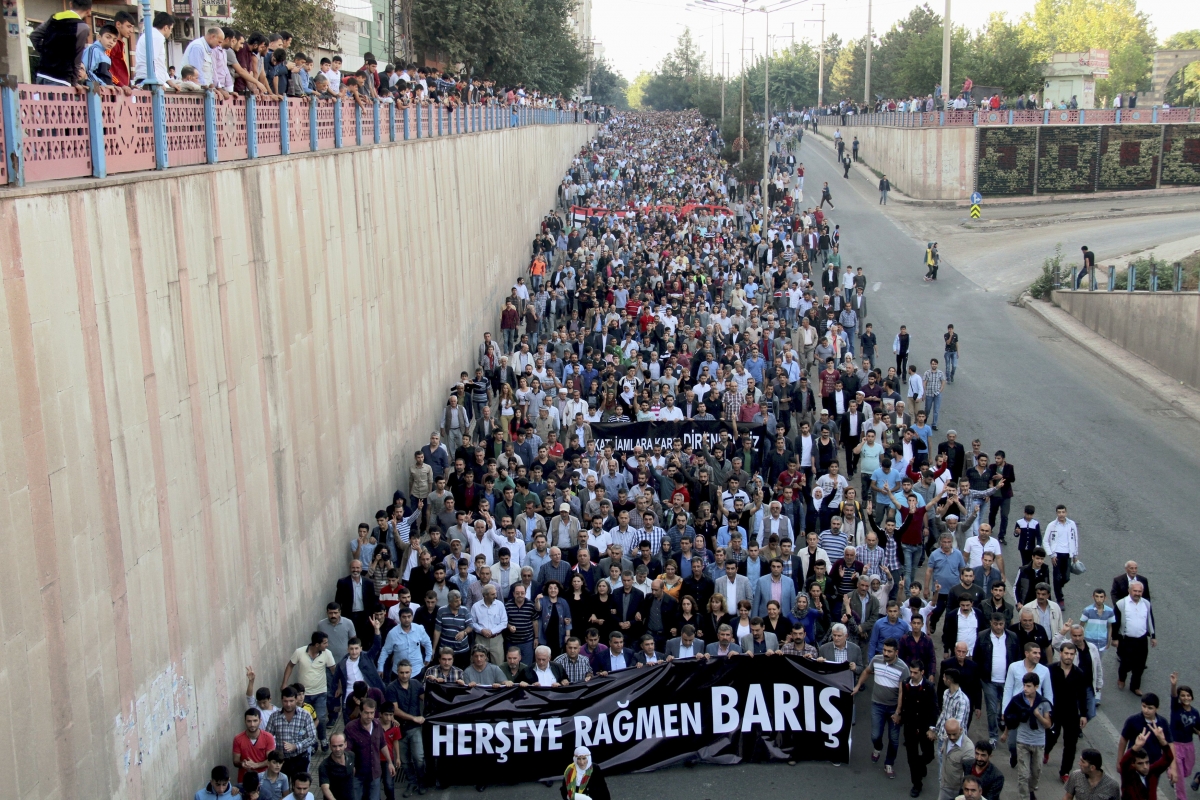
[193,109,1190,800]
[33,0,603,121]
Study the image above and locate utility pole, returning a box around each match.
[722,53,728,122]
[739,0,747,163]
[940,0,951,107]
[763,8,770,205]
[864,0,873,106]
[808,4,825,106]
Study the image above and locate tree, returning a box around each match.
[589,59,629,109]
[410,0,585,93]
[1163,30,1200,106]
[1020,0,1156,98]
[626,71,653,110]
[744,42,822,111]
[964,13,1044,96]
[873,4,941,98]
[643,29,704,110]
[232,0,337,54]
[830,37,865,100]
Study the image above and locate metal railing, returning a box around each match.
[0,82,597,187]
[1059,262,1195,293]
[826,107,1196,129]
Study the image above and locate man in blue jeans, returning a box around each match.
[854,637,909,778]
[975,613,1020,746]
[922,359,946,431]
[943,325,960,383]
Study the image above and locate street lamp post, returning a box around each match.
[806,4,825,107]
[865,0,873,105]
[940,0,951,106]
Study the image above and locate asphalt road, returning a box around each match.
[433,132,1200,800]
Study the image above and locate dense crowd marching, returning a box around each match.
[194,110,1193,800]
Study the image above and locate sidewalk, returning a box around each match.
[1019,293,1200,423]
[808,127,1200,208]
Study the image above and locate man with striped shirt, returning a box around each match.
[854,637,909,777]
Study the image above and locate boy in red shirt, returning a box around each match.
[380,703,403,797]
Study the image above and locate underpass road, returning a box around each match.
[437,130,1200,800]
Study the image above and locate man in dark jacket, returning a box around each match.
[336,560,383,637]
[902,661,939,797]
[965,741,1006,800]
[30,0,92,85]
[974,614,1021,745]
[939,641,983,717]
[1046,642,1091,781]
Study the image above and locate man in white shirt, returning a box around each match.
[470,584,508,665]
[963,523,1005,576]
[659,393,685,421]
[1114,581,1154,694]
[183,28,222,86]
[1043,504,1078,605]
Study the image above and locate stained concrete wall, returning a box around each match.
[0,122,593,800]
[1052,290,1200,388]
[828,125,977,201]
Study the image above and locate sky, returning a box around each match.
[592,0,1200,80]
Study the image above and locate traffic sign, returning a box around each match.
[970,204,981,219]
[970,191,983,205]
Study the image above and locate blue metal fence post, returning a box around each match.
[416,105,422,138]
[246,95,259,159]
[138,0,167,169]
[1127,264,1135,291]
[334,99,343,147]
[2,80,25,186]
[388,102,395,142]
[1115,109,1121,124]
[1043,109,1050,124]
[1152,107,1158,123]
[86,83,107,178]
[309,98,319,151]
[204,90,218,163]
[437,106,443,136]
[373,101,380,143]
[403,106,410,140]
[279,98,290,155]
[1079,110,1085,124]
[354,102,362,145]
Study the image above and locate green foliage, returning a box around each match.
[1022,0,1156,98]
[411,0,585,94]
[744,42,822,110]
[1037,128,1099,192]
[1161,124,1200,187]
[830,37,865,100]
[1028,244,1064,299]
[232,0,338,53]
[963,14,1045,96]
[1097,125,1160,190]
[590,59,629,109]
[977,128,1038,195]
[626,72,652,110]
[1163,31,1200,106]
[642,29,704,111]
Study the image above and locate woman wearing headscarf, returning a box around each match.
[561,746,611,800]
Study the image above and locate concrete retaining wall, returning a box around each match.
[831,125,977,200]
[1052,290,1200,388]
[0,123,593,800]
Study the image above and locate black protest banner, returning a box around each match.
[423,654,853,785]
[589,419,770,465]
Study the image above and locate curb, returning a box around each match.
[1018,293,1200,423]
[806,129,923,205]
[810,129,1200,209]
